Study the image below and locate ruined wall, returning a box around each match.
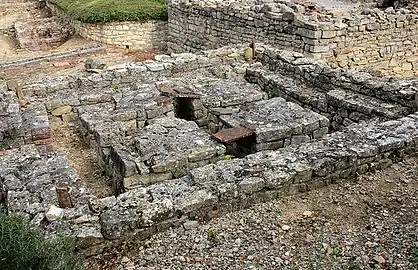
[168,0,418,77]
[6,44,418,253]
[14,17,74,51]
[46,1,167,51]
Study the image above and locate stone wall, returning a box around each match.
[168,0,418,77]
[14,16,74,51]
[5,44,418,254]
[46,1,167,51]
[0,82,52,151]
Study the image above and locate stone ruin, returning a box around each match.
[0,0,417,258]
[14,16,74,51]
[9,0,74,51]
[0,41,417,254]
[168,0,418,76]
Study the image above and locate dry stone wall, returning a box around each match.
[168,0,418,77]
[6,44,417,254]
[46,1,167,51]
[14,16,74,50]
[0,82,52,151]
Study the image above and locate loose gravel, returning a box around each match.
[86,156,418,270]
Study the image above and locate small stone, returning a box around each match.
[121,256,130,264]
[302,210,313,218]
[244,47,254,61]
[45,205,64,222]
[183,220,199,230]
[85,58,106,70]
[235,238,242,245]
[282,225,291,231]
[373,255,386,264]
[178,256,186,262]
[51,105,72,116]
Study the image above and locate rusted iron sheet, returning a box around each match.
[211,126,255,143]
[158,84,201,99]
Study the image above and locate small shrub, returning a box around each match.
[0,213,83,270]
[332,246,341,258]
[224,155,233,160]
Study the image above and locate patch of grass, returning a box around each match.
[0,213,83,270]
[207,228,217,241]
[276,209,283,217]
[50,0,168,23]
[332,246,341,258]
[411,247,418,268]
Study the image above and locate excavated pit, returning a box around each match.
[0,43,417,254]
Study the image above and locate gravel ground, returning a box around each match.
[86,156,418,270]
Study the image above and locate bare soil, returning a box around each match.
[51,120,113,198]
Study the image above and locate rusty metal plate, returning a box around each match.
[211,126,255,143]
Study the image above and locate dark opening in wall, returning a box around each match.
[224,134,257,158]
[377,0,396,8]
[174,97,194,120]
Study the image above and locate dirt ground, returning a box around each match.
[51,120,113,198]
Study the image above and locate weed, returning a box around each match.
[207,228,217,241]
[332,246,341,258]
[411,247,418,268]
[224,155,233,160]
[276,209,283,217]
[0,213,83,270]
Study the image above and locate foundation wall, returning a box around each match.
[46,1,168,51]
[168,1,418,76]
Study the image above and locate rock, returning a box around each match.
[373,255,386,264]
[183,220,199,230]
[85,58,106,70]
[51,105,72,116]
[121,256,130,263]
[244,47,254,61]
[282,225,291,231]
[302,210,313,218]
[45,205,64,222]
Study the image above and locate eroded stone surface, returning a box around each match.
[2,44,417,254]
[108,117,226,191]
[218,97,329,151]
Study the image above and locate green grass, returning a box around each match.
[51,0,168,23]
[0,213,83,270]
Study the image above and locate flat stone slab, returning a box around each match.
[109,117,226,190]
[219,97,330,150]
[326,89,411,119]
[159,77,264,108]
